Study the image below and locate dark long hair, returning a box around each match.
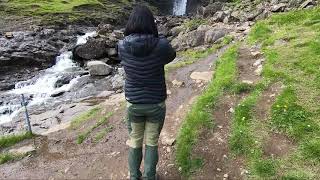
[124,5,159,37]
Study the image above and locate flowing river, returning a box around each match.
[0,32,96,124]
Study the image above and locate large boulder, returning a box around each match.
[73,38,107,61]
[204,29,227,44]
[198,2,224,17]
[171,30,206,50]
[87,61,113,76]
[171,27,227,50]
[97,24,114,36]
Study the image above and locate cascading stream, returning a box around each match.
[0,32,97,124]
[173,0,188,16]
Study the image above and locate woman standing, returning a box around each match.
[118,5,176,180]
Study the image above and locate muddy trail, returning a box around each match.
[0,47,226,179]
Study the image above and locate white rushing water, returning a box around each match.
[173,0,188,16]
[0,32,96,124]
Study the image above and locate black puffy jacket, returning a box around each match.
[118,34,176,104]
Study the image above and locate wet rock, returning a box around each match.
[54,74,75,88]
[73,38,106,61]
[97,24,114,36]
[50,90,65,97]
[87,61,112,76]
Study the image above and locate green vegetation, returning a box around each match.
[183,18,208,31]
[0,132,34,149]
[176,45,238,176]
[176,6,320,179]
[94,125,113,142]
[165,36,233,72]
[77,112,113,144]
[70,106,102,130]
[0,152,27,165]
[229,82,254,94]
[244,7,320,179]
[0,0,142,25]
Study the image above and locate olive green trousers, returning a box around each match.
[126,101,166,180]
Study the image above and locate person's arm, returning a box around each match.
[116,40,122,60]
[165,42,176,64]
[159,36,176,64]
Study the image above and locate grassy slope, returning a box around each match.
[0,0,146,26]
[231,7,320,179]
[176,6,320,179]
[176,44,239,176]
[165,36,234,72]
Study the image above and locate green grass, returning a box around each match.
[0,0,143,25]
[165,36,233,72]
[70,106,102,130]
[270,88,318,140]
[5,0,101,14]
[0,132,34,149]
[0,152,30,165]
[183,18,208,31]
[175,45,238,176]
[77,112,113,144]
[229,82,254,94]
[246,6,320,179]
[94,125,113,142]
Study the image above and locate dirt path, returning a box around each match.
[0,49,224,179]
[189,46,266,179]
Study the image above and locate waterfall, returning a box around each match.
[0,32,96,124]
[173,0,188,16]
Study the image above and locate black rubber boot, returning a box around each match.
[129,147,143,180]
[143,145,159,180]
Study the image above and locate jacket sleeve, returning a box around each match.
[116,40,123,61]
[159,37,176,64]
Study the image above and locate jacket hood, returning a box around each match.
[122,34,159,57]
